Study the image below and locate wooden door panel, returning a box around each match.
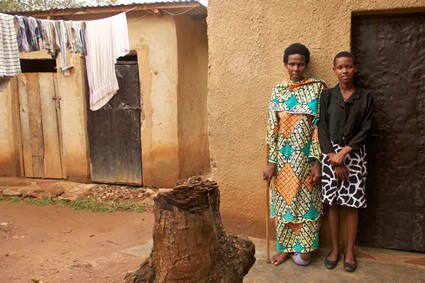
[39,74,63,178]
[17,73,64,179]
[25,73,44,178]
[18,76,33,177]
[352,13,425,252]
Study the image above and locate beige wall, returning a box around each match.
[127,13,181,187]
[175,15,210,179]
[207,0,425,238]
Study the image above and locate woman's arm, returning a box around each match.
[347,91,374,150]
[263,89,280,187]
[318,89,335,154]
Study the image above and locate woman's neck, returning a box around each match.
[289,77,305,83]
[339,82,355,101]
[339,82,355,92]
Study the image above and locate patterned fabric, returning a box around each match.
[321,142,367,208]
[0,13,21,77]
[267,78,326,253]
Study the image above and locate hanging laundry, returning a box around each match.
[80,21,87,56]
[27,17,41,51]
[65,21,84,54]
[55,20,72,71]
[14,15,30,52]
[84,12,130,111]
[0,13,21,77]
[40,19,60,58]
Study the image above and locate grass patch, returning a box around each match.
[0,196,149,213]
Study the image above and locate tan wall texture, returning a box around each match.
[207,0,425,237]
[175,15,210,178]
[127,13,181,187]
[0,10,209,187]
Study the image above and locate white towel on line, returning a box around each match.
[85,12,130,111]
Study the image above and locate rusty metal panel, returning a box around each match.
[87,62,142,185]
[352,13,425,252]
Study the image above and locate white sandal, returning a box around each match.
[292,252,310,266]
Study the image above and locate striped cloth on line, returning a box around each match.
[0,13,21,77]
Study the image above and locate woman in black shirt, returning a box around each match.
[318,51,373,272]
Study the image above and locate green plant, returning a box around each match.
[0,196,149,213]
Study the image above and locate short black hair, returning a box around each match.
[333,51,357,66]
[283,43,310,65]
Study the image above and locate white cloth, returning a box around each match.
[85,12,130,110]
[0,13,21,77]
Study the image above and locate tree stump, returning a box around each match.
[124,179,256,283]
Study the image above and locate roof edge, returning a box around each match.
[10,2,206,19]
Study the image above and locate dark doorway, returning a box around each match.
[87,59,142,185]
[352,13,425,252]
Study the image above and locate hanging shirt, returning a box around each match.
[14,15,30,53]
[40,19,60,57]
[0,13,21,77]
[55,20,71,71]
[85,12,130,110]
[27,17,41,51]
[65,21,84,54]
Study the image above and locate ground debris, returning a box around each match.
[84,184,152,203]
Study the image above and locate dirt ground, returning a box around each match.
[0,200,154,283]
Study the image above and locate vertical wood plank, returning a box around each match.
[17,75,33,177]
[39,73,63,178]
[53,74,67,179]
[26,73,44,178]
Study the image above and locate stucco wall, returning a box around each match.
[127,13,180,187]
[175,15,210,179]
[207,0,425,237]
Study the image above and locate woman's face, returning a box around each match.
[285,54,307,82]
[333,57,357,84]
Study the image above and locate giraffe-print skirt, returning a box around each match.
[321,142,367,208]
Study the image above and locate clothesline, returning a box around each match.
[0,10,130,110]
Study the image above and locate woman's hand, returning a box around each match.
[308,160,321,185]
[328,146,353,166]
[333,164,349,181]
[263,162,277,188]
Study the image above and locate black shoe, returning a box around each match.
[343,256,357,272]
[324,251,340,269]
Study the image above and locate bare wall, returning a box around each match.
[207,0,425,237]
[127,13,181,187]
[175,14,210,179]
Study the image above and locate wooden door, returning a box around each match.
[352,13,425,252]
[87,61,142,185]
[17,73,64,179]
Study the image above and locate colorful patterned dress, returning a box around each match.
[267,78,326,253]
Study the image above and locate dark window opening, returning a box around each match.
[20,59,57,73]
[117,54,138,63]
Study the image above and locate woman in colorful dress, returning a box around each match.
[263,43,326,266]
[319,51,373,272]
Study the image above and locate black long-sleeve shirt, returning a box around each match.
[318,85,373,153]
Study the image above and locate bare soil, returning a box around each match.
[0,200,154,283]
